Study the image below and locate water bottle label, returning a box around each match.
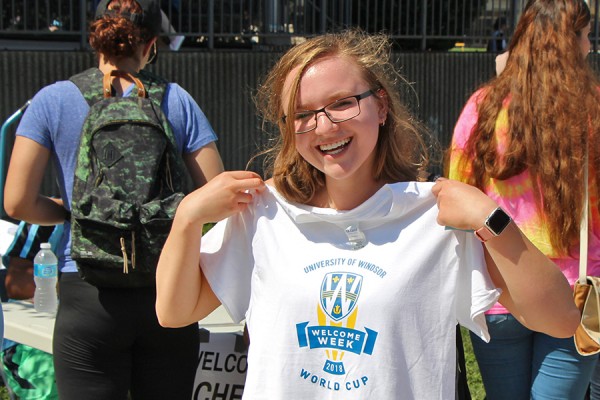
[34,263,58,278]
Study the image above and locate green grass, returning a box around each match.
[461,326,486,399]
[203,222,215,234]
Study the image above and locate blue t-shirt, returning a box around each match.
[16,76,218,272]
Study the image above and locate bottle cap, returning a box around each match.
[40,243,51,249]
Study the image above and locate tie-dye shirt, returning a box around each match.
[449,89,600,315]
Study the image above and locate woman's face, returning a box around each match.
[282,56,387,185]
[579,23,592,57]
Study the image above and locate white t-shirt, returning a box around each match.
[201,181,500,399]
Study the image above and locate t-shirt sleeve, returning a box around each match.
[162,83,218,154]
[200,210,255,323]
[455,231,501,342]
[16,82,81,150]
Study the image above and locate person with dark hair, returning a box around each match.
[449,0,599,398]
[3,0,224,398]
[155,29,579,399]
[487,16,508,53]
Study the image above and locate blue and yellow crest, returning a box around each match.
[320,273,363,321]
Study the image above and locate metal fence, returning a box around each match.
[2,0,596,51]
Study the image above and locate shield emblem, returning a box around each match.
[320,272,363,321]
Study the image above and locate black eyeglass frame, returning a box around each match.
[282,89,377,134]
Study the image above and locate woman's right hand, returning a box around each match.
[157,170,265,327]
[176,170,266,227]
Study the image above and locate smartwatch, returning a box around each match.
[474,207,512,242]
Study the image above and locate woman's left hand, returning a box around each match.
[431,178,498,231]
[433,178,580,338]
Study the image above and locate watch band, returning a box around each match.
[474,226,495,242]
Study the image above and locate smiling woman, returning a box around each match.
[155,29,580,400]
[260,34,430,207]
[283,55,386,203]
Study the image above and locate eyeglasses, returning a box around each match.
[283,89,376,134]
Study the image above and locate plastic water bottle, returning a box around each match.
[33,243,58,313]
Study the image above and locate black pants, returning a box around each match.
[53,273,199,400]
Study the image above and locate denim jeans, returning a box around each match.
[469,313,598,400]
[589,358,600,399]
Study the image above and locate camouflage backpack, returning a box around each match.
[69,68,187,288]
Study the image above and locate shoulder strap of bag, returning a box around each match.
[19,222,39,259]
[102,70,146,98]
[69,68,105,106]
[2,222,62,267]
[579,142,589,284]
[70,68,166,106]
[136,69,168,107]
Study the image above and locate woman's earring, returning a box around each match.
[380,120,386,127]
[147,42,158,65]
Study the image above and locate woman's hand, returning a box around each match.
[431,178,498,232]
[176,170,266,228]
[433,178,579,338]
[157,170,265,328]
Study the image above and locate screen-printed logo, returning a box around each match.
[296,272,378,376]
[320,272,362,321]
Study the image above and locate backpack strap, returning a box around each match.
[136,69,168,105]
[2,222,61,266]
[69,68,105,106]
[69,68,167,106]
[19,223,39,259]
[103,70,146,98]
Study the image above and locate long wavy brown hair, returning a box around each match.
[462,0,600,256]
[88,0,153,61]
[254,30,432,204]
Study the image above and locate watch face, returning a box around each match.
[486,208,512,235]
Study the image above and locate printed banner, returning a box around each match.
[192,330,248,400]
